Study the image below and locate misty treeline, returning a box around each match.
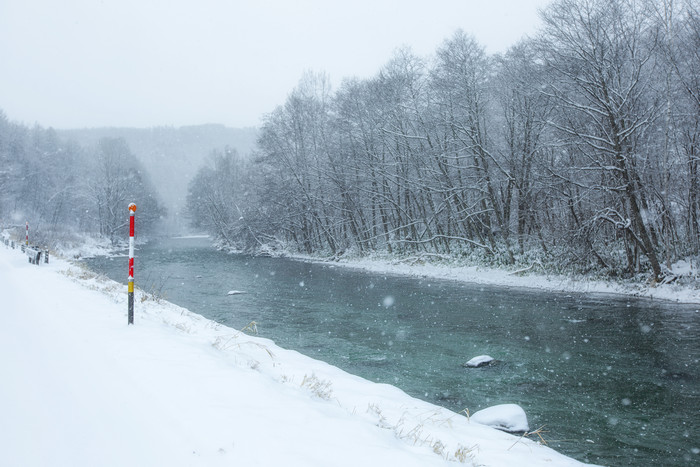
[0,113,164,246]
[188,0,698,281]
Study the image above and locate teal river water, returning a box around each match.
[85,236,700,466]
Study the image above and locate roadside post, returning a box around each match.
[128,203,137,325]
[22,222,28,252]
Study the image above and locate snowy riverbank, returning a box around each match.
[300,254,700,305]
[0,243,596,466]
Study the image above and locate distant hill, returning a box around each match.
[59,124,259,234]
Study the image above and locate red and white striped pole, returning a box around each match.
[128,203,137,325]
[25,221,28,247]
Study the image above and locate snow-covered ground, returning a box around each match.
[0,243,596,466]
[320,255,700,304]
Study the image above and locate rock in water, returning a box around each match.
[463,355,494,368]
[471,404,529,433]
[227,290,245,295]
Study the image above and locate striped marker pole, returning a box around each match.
[128,203,137,325]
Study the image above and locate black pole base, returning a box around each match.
[128,291,134,325]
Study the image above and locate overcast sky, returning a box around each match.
[0,0,552,130]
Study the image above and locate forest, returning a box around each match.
[187,0,700,282]
[2,0,698,283]
[0,118,164,247]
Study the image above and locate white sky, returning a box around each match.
[0,0,552,129]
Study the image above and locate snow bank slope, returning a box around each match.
[0,246,594,467]
[334,256,700,304]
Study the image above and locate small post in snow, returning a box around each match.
[128,203,137,325]
[22,221,28,252]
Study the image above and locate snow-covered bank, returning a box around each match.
[0,245,595,466]
[308,255,700,304]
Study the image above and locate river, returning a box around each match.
[85,236,700,466]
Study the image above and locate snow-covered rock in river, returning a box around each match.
[227,290,246,295]
[471,404,529,433]
[463,355,495,368]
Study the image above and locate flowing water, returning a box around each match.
[85,236,700,466]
